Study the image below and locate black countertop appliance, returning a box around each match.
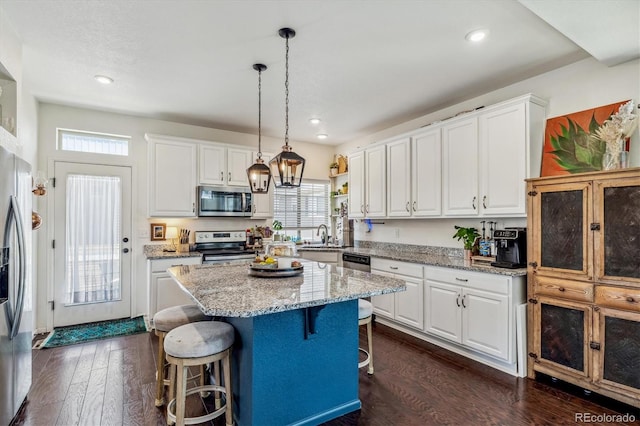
[491,227,527,269]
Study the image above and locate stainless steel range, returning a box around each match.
[194,231,256,264]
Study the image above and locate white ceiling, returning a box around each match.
[1,0,637,145]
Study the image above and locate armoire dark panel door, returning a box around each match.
[540,303,585,372]
[603,316,640,390]
[603,186,640,278]
[540,190,583,271]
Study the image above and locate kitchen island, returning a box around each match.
[168,260,405,426]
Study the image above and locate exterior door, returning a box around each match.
[53,162,132,327]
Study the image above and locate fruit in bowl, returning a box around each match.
[253,256,278,268]
[291,260,302,268]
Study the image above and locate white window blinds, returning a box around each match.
[273,180,330,230]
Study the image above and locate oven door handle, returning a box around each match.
[204,254,255,262]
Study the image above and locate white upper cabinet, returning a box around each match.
[478,102,527,216]
[383,129,444,218]
[442,95,547,217]
[411,129,442,217]
[348,146,386,218]
[348,151,365,218]
[365,145,386,218]
[147,134,197,217]
[386,137,412,217]
[199,145,252,187]
[442,116,479,216]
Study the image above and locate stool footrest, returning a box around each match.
[166,384,227,425]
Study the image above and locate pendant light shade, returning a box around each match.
[270,27,305,188]
[247,63,272,193]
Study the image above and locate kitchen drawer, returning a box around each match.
[372,258,423,278]
[150,256,201,272]
[425,265,509,295]
[534,276,594,303]
[596,285,640,313]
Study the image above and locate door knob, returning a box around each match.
[123,248,130,253]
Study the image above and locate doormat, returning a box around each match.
[40,316,148,349]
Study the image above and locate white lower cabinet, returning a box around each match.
[371,258,424,330]
[425,265,513,362]
[148,257,202,321]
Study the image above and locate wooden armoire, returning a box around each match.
[526,167,640,408]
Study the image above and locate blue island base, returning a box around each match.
[226,299,361,426]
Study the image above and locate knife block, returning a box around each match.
[177,243,190,253]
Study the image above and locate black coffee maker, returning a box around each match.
[491,227,527,269]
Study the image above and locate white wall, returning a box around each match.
[336,57,640,248]
[35,103,335,331]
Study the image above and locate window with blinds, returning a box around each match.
[58,129,130,156]
[273,180,330,241]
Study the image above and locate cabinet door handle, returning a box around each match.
[456,295,461,307]
[455,277,468,282]
[461,295,466,308]
[389,266,399,270]
[366,204,369,214]
[627,296,636,303]
[412,201,416,211]
[482,195,487,209]
[228,172,231,181]
[192,202,195,213]
[360,205,364,214]
[406,202,410,212]
[253,204,256,213]
[472,196,476,210]
[220,171,224,181]
[558,287,565,292]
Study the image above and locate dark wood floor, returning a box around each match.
[16,323,639,426]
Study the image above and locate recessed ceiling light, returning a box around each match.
[317,134,328,140]
[465,29,488,43]
[309,118,321,125]
[94,75,114,85]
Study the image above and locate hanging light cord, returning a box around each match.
[257,67,262,159]
[284,33,290,147]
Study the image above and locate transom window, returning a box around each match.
[58,129,130,156]
[273,180,330,242]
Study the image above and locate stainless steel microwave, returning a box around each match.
[197,186,252,217]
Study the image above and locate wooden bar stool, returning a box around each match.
[358,299,374,375]
[164,321,235,426]
[153,305,209,407]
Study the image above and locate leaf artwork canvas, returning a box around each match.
[541,100,630,177]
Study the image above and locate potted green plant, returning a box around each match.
[342,181,348,194]
[453,226,479,260]
[272,220,283,241]
[329,162,339,176]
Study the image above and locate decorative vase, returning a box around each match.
[464,249,472,261]
[330,167,338,176]
[602,138,628,170]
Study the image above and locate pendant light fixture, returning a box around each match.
[269,27,306,188]
[247,63,272,193]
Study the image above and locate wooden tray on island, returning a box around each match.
[249,264,304,278]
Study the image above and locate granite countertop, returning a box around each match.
[342,247,527,277]
[144,245,202,260]
[167,260,406,318]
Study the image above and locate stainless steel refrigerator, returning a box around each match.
[0,144,32,424]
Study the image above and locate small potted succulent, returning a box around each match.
[329,162,339,176]
[342,181,348,194]
[453,226,479,260]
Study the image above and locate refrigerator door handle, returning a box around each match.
[3,197,26,340]
[2,200,15,333]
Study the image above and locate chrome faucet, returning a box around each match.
[316,224,329,245]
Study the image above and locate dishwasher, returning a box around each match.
[342,253,371,272]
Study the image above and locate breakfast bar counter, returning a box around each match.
[168,260,405,426]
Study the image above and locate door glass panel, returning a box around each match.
[540,303,585,372]
[540,190,583,270]
[65,174,121,304]
[603,185,640,278]
[603,316,640,390]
